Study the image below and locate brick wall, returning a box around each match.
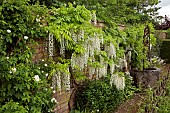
[53,90,71,113]
[31,38,48,62]
[31,39,72,113]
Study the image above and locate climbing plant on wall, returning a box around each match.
[0,0,56,112]
[46,3,126,92]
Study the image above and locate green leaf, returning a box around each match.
[7,84,11,90]
[34,69,41,75]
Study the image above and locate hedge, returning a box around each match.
[160,39,170,63]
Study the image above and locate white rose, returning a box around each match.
[24,36,29,40]
[45,73,48,77]
[42,59,44,62]
[34,75,40,82]
[41,71,44,73]
[53,90,56,94]
[51,98,57,103]
[9,70,12,74]
[12,67,16,73]
[7,29,11,33]
[44,64,47,67]
[36,18,40,22]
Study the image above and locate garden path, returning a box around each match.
[114,64,170,113]
[114,93,144,113]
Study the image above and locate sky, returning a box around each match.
[157,0,170,16]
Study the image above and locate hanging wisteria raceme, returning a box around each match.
[60,36,65,57]
[52,72,62,92]
[62,67,70,91]
[104,42,116,75]
[104,42,116,58]
[88,56,96,79]
[98,55,107,78]
[71,53,86,71]
[110,73,125,90]
[110,63,115,74]
[94,33,101,52]
[52,66,71,92]
[48,33,54,56]
[88,37,95,57]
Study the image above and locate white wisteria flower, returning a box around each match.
[51,98,57,103]
[44,64,48,67]
[41,71,44,73]
[50,87,53,89]
[6,57,9,59]
[24,36,29,40]
[42,59,44,62]
[45,73,48,77]
[34,75,40,82]
[7,29,11,33]
[53,90,56,94]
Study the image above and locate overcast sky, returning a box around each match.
[157,0,170,16]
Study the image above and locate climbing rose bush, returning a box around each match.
[0,55,56,113]
[0,0,55,112]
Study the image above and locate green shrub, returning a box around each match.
[157,81,170,113]
[166,28,170,39]
[75,77,124,113]
[0,100,28,113]
[160,40,170,63]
